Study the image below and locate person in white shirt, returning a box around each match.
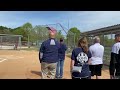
[109,33,120,79]
[89,36,104,79]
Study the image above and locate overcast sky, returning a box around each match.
[0,11,120,32]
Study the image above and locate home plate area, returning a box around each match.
[0,55,24,63]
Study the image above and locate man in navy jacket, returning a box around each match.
[56,38,67,79]
[39,27,60,79]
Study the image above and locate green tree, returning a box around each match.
[104,36,114,47]
[56,30,64,40]
[12,27,26,41]
[67,27,81,47]
[99,35,114,47]
[0,26,11,34]
[12,22,33,42]
[22,22,32,33]
[33,25,49,44]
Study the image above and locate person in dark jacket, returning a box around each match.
[70,37,92,79]
[55,38,67,79]
[109,33,120,79]
[39,27,60,79]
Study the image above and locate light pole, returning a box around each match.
[28,34,30,48]
[74,33,76,48]
[0,36,2,49]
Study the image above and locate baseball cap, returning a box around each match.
[46,27,57,34]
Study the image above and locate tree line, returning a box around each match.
[0,22,114,47]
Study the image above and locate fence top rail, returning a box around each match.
[0,34,23,37]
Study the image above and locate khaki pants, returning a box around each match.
[41,62,57,79]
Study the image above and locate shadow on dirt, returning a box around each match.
[31,71,42,76]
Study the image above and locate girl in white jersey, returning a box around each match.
[109,33,120,79]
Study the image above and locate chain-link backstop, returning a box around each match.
[0,34,22,50]
[30,23,75,53]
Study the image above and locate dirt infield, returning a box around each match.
[0,50,110,79]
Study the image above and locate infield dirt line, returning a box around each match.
[0,58,7,63]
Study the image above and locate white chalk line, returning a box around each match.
[5,56,24,59]
[0,55,24,63]
[0,56,24,59]
[0,58,7,62]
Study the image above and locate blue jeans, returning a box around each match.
[56,59,64,78]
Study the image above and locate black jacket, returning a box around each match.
[109,42,120,76]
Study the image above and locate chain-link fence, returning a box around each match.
[0,34,22,50]
[27,23,75,53]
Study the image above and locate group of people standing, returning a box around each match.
[70,36,104,79]
[39,27,120,79]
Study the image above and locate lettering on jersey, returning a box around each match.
[76,52,88,64]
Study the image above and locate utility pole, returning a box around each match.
[67,19,69,52]
[74,33,76,49]
[28,34,30,48]
[0,36,2,49]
